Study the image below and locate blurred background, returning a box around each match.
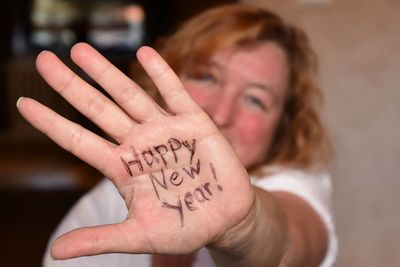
[0,0,399,266]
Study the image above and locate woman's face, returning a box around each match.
[181,42,289,168]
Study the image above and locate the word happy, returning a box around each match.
[120,138,196,176]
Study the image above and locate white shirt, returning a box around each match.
[43,168,337,267]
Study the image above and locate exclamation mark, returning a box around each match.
[209,162,223,191]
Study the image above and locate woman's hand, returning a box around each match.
[17,43,255,259]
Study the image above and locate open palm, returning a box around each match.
[17,43,255,259]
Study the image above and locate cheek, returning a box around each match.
[235,111,279,165]
[240,115,272,147]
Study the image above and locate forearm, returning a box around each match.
[208,187,289,267]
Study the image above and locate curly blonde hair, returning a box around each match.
[132,4,333,171]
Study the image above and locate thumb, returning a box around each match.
[51,221,148,259]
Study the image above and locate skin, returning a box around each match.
[17,42,328,267]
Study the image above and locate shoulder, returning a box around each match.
[75,178,127,222]
[50,178,127,232]
[43,179,137,266]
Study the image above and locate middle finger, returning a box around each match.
[36,51,135,143]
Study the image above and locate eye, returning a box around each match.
[243,94,268,112]
[184,64,221,86]
[194,71,217,84]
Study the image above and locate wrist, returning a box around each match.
[208,187,289,267]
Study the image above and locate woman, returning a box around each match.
[18,4,337,267]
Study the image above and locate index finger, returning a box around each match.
[136,46,203,115]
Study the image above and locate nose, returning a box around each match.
[210,91,236,128]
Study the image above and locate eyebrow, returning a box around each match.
[248,82,273,93]
[208,61,222,71]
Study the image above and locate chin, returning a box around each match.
[240,154,267,171]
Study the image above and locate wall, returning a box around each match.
[242,0,400,266]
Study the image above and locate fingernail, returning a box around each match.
[38,50,49,55]
[16,97,24,108]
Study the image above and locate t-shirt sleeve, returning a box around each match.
[251,170,338,267]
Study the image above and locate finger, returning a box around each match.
[17,97,116,178]
[51,221,148,259]
[136,46,203,115]
[70,43,164,122]
[36,50,134,143]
